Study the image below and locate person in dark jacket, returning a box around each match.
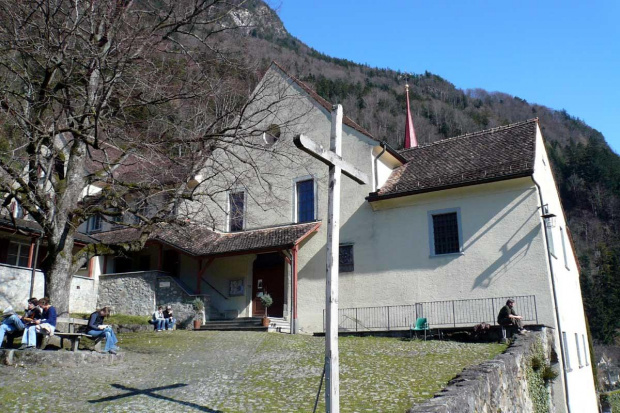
[87,306,119,354]
[0,297,40,348]
[20,297,56,349]
[163,306,176,330]
[497,299,527,334]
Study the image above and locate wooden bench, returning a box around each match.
[55,318,104,352]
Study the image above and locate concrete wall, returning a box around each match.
[69,276,97,313]
[0,263,44,310]
[407,331,555,413]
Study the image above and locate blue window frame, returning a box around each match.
[296,179,315,223]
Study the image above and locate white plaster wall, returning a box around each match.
[296,178,560,333]
[532,124,598,413]
[0,264,44,309]
[69,275,96,313]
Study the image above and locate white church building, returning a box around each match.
[0,62,597,411]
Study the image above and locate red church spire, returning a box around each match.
[404,80,418,149]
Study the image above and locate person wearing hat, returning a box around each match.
[0,298,40,348]
[163,305,176,330]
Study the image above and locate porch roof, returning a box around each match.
[0,215,94,244]
[93,221,321,257]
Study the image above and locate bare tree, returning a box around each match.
[0,0,304,314]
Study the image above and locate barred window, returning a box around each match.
[432,212,460,255]
[339,244,354,273]
[229,191,245,232]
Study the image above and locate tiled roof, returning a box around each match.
[0,216,94,244]
[93,221,321,257]
[271,62,375,140]
[368,119,538,201]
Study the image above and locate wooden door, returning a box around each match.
[252,253,285,317]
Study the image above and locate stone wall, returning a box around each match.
[155,274,209,328]
[406,330,555,413]
[97,271,157,315]
[97,271,209,328]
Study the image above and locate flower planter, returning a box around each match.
[193,319,202,330]
[262,317,270,327]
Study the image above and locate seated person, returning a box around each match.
[150,306,165,331]
[163,306,176,330]
[87,306,119,354]
[497,299,527,335]
[0,298,41,348]
[20,297,56,349]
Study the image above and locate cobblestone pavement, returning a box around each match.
[0,331,505,412]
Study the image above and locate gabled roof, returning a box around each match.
[367,119,538,201]
[93,221,321,257]
[270,62,375,140]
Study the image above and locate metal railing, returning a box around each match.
[323,295,538,332]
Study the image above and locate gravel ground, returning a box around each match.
[0,330,505,412]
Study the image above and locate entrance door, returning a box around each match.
[252,253,285,317]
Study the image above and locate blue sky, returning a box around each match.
[276,1,620,153]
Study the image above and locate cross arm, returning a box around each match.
[293,134,369,185]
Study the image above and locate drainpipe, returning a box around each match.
[292,245,299,334]
[532,175,570,412]
[373,142,388,191]
[28,237,41,298]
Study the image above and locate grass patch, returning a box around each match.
[70,313,150,325]
[221,335,506,412]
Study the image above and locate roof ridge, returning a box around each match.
[400,118,538,154]
[218,220,320,236]
[269,61,376,141]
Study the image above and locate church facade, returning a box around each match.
[0,63,597,411]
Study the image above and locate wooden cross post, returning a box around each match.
[294,104,369,413]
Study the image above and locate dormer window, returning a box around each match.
[263,124,281,146]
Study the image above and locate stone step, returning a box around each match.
[196,325,268,332]
[205,317,263,325]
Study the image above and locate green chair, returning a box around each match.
[411,317,430,340]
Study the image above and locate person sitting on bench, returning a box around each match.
[20,297,56,349]
[87,306,119,354]
[0,297,40,348]
[163,306,176,330]
[150,306,165,331]
[497,299,528,335]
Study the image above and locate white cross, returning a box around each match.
[294,104,369,413]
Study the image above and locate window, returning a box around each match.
[543,205,556,257]
[88,215,102,233]
[339,244,354,273]
[582,334,589,366]
[575,333,583,368]
[263,124,281,146]
[428,209,462,256]
[228,191,245,232]
[560,227,570,270]
[7,242,30,267]
[562,331,572,372]
[12,201,24,219]
[296,178,315,223]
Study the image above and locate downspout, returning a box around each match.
[292,245,299,334]
[373,142,388,191]
[532,175,570,412]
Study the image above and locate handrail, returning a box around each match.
[199,274,228,300]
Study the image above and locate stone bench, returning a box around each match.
[55,317,104,352]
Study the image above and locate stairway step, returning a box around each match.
[196,325,268,332]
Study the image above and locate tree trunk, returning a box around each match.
[44,250,74,317]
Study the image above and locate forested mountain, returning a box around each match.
[226,1,620,343]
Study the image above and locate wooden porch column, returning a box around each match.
[87,258,94,278]
[292,245,299,333]
[196,257,215,294]
[27,238,35,268]
[102,256,108,274]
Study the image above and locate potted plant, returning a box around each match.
[260,293,273,327]
[192,298,205,330]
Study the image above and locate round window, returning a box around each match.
[263,124,281,146]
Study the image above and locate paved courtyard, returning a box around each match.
[0,331,505,412]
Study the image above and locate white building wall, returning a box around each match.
[532,124,597,413]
